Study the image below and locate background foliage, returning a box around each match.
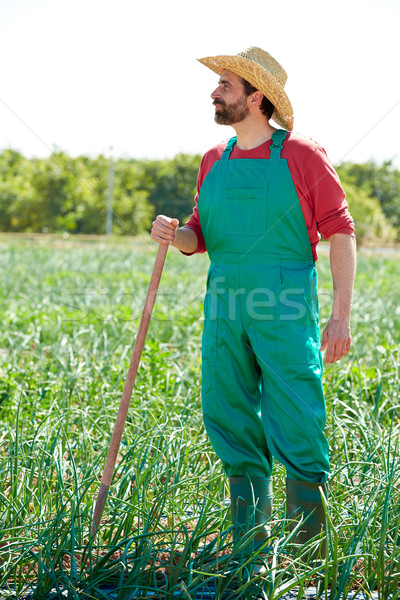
[0,149,399,244]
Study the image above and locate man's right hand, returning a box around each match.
[151,215,180,246]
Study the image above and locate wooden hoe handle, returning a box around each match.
[92,243,169,534]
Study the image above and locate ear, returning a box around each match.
[248,90,264,109]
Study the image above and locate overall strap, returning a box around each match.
[269,129,287,160]
[220,137,237,161]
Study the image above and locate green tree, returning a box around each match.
[27,153,97,233]
[143,154,201,223]
[0,151,154,235]
[0,150,34,232]
[337,160,400,231]
[110,159,153,235]
[340,181,396,245]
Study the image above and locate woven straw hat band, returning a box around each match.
[197,47,294,131]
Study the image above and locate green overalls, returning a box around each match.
[198,130,329,557]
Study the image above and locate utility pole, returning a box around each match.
[106,148,114,236]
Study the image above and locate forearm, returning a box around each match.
[330,233,357,320]
[172,226,198,254]
[320,233,356,363]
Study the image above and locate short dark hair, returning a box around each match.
[240,78,275,120]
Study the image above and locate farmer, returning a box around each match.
[151,47,356,565]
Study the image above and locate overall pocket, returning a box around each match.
[277,264,321,366]
[220,186,268,236]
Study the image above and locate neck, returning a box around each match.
[232,117,276,150]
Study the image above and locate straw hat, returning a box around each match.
[197,47,294,131]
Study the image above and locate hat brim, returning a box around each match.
[198,54,294,131]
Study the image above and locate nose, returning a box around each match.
[211,86,220,99]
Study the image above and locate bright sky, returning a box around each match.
[0,0,399,168]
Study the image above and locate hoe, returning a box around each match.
[91,244,168,534]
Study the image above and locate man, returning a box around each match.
[151,47,356,566]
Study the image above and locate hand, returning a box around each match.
[320,316,351,364]
[151,215,179,246]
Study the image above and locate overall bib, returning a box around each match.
[198,130,329,557]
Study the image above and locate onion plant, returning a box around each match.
[0,237,398,599]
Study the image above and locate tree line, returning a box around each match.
[0,148,399,244]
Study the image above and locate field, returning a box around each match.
[0,235,399,599]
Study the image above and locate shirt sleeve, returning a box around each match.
[304,146,355,240]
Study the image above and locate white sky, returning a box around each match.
[0,0,399,167]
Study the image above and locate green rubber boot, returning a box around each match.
[286,478,328,561]
[229,476,273,573]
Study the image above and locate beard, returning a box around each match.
[213,96,249,125]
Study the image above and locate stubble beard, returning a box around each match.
[214,96,249,125]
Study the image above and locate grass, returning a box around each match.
[0,235,399,599]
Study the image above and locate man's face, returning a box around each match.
[211,70,249,125]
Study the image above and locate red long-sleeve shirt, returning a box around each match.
[185,132,355,261]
